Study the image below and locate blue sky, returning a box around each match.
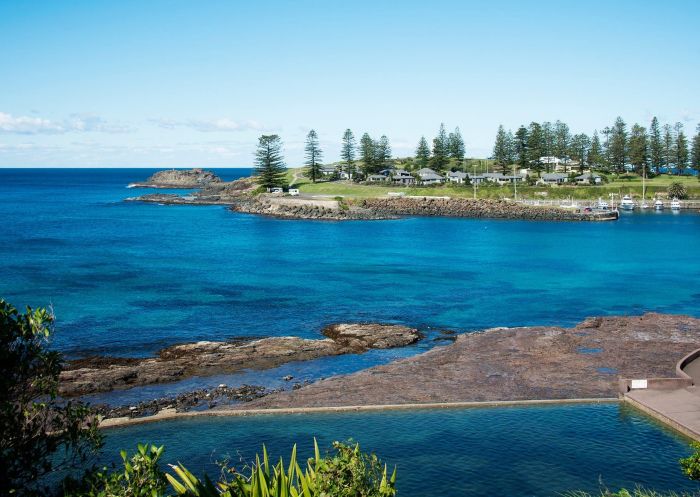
[1,0,698,167]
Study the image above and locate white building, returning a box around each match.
[417,168,445,185]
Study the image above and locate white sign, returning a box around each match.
[630,379,648,389]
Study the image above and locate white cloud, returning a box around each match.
[0,111,133,134]
[0,112,64,134]
[151,117,265,132]
[65,113,133,133]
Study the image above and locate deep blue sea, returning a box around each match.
[3,168,700,495]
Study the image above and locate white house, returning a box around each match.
[391,170,416,185]
[482,172,507,184]
[467,174,487,185]
[320,165,336,176]
[417,168,445,185]
[574,173,602,184]
[446,171,468,183]
[367,174,389,182]
[539,156,562,166]
[540,173,568,185]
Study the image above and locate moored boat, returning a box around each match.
[654,199,664,210]
[620,195,636,210]
[671,198,681,210]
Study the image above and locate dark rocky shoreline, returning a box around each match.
[61,323,421,397]
[94,384,269,419]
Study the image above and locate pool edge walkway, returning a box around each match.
[620,348,700,442]
[99,397,619,430]
[624,388,700,441]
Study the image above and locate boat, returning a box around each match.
[597,198,609,210]
[654,199,664,210]
[641,201,649,209]
[671,198,681,210]
[620,195,636,210]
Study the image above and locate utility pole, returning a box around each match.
[513,162,518,201]
[473,163,477,200]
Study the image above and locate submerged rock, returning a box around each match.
[95,384,268,419]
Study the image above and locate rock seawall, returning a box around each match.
[361,197,616,221]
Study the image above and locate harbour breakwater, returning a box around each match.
[359,197,618,221]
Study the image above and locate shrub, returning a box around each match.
[168,439,396,497]
[680,442,700,480]
[64,444,167,497]
[64,440,395,497]
[668,182,689,199]
[0,299,102,496]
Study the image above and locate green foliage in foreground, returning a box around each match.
[0,299,102,497]
[67,440,396,497]
[680,442,700,481]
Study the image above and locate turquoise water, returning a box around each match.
[2,168,699,360]
[103,404,698,496]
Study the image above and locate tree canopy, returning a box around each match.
[304,129,323,183]
[254,135,287,189]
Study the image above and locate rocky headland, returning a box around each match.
[60,323,421,397]
[238,313,700,409]
[128,168,222,188]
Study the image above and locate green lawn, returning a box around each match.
[287,167,700,200]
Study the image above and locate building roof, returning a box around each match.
[542,173,568,180]
[393,169,413,177]
[420,171,444,181]
[447,171,468,179]
[574,173,601,179]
